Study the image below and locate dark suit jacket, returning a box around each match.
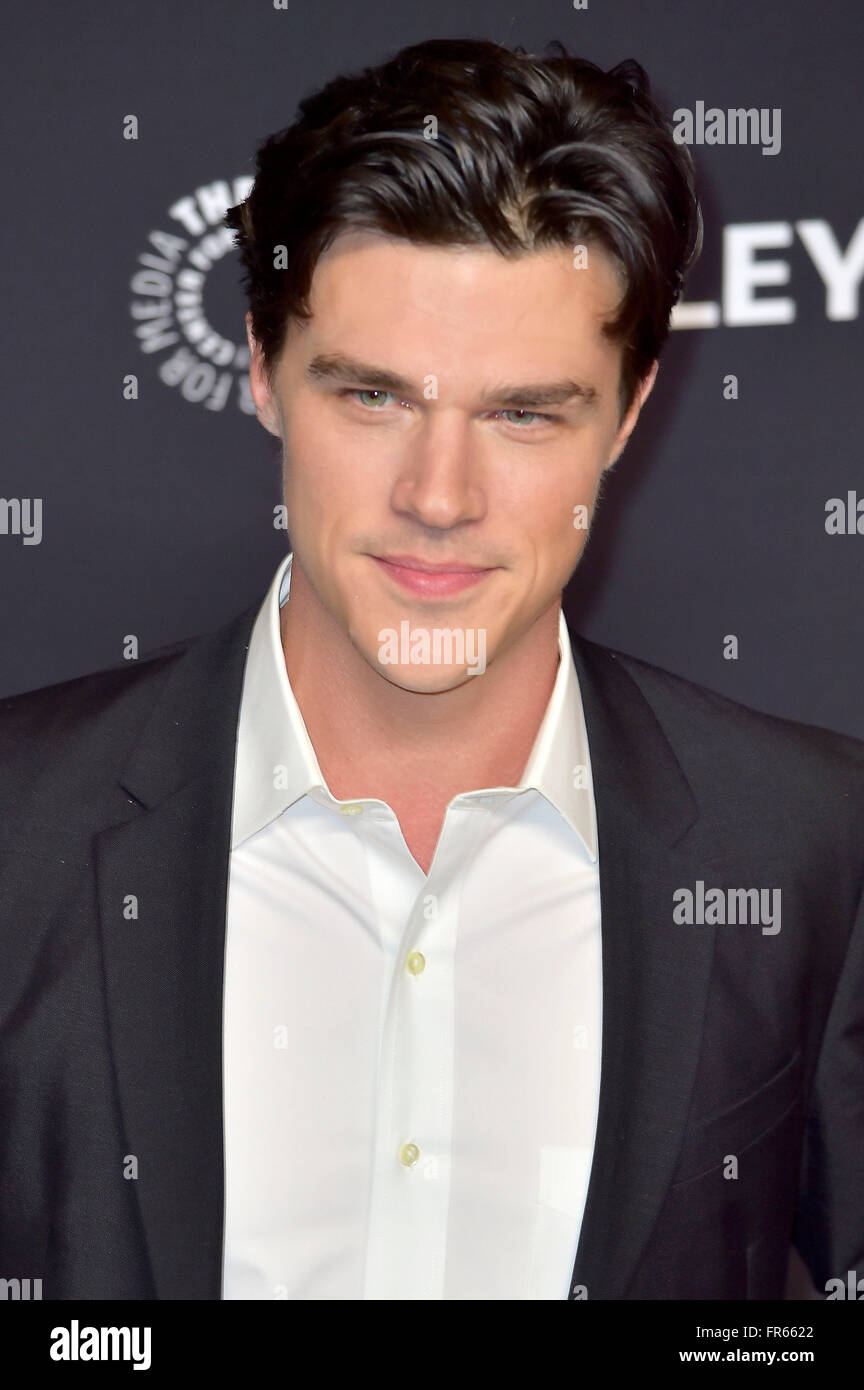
[0,597,862,1301]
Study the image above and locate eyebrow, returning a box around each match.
[305,352,599,408]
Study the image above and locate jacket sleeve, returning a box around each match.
[792,871,864,1294]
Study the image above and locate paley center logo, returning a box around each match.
[129,176,254,413]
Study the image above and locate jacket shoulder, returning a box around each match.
[0,639,193,751]
[577,633,864,781]
[0,639,199,854]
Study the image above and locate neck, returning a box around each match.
[280,561,561,804]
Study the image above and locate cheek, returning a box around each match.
[520,455,604,538]
[281,406,355,521]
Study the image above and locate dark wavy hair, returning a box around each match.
[225,37,702,419]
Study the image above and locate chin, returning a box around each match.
[375,663,486,695]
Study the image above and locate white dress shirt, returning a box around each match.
[221,551,602,1300]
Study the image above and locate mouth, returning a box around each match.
[370,553,496,598]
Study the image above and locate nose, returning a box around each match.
[389,410,487,531]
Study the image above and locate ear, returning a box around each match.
[246,313,282,439]
[603,360,659,471]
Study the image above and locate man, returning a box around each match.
[0,37,862,1302]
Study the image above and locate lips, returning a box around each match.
[371,553,494,598]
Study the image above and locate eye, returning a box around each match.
[494,408,557,427]
[343,388,398,409]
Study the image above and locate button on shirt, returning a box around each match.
[221,552,602,1300]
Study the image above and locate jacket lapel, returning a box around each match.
[567,630,715,1300]
[95,602,258,1300]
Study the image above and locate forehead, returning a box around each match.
[300,229,625,372]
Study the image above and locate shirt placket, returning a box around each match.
[359,797,500,1300]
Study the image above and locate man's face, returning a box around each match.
[248,230,656,692]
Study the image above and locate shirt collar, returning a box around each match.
[231,552,598,861]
